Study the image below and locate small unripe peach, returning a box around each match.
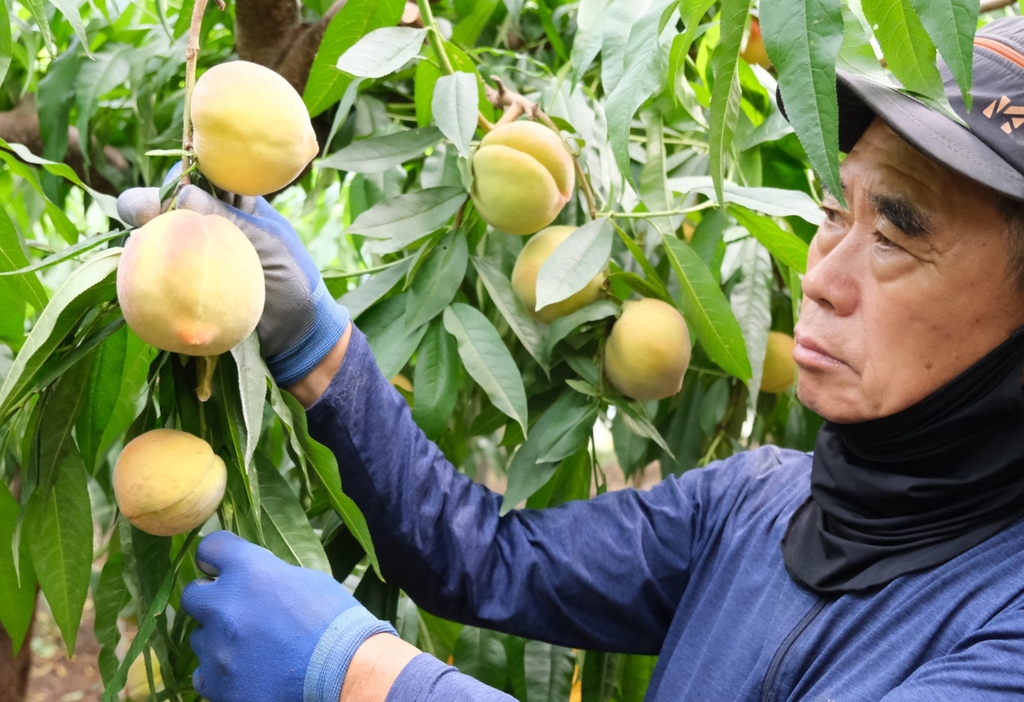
[191,61,319,196]
[604,298,691,401]
[125,654,163,702]
[741,18,772,70]
[117,209,265,356]
[760,331,796,393]
[471,121,575,235]
[511,225,604,324]
[114,429,227,537]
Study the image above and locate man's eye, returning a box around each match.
[821,206,842,223]
[872,231,901,251]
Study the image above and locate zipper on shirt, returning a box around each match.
[759,598,828,702]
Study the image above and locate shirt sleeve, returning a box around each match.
[879,606,1024,701]
[306,326,771,654]
[384,654,516,702]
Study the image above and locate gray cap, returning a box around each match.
[801,17,1024,201]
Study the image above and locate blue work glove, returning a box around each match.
[180,531,396,702]
[116,183,349,387]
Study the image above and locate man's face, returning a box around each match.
[795,118,1024,423]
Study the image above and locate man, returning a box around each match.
[118,15,1024,702]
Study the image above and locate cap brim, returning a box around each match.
[808,69,1024,202]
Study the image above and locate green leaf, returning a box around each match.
[256,455,332,574]
[0,203,48,312]
[36,350,95,495]
[101,530,198,702]
[836,3,888,78]
[673,0,717,80]
[523,640,575,702]
[443,303,529,434]
[361,294,431,379]
[320,127,444,173]
[48,0,91,56]
[760,0,845,207]
[432,72,478,158]
[336,27,427,78]
[617,655,658,702]
[350,187,467,253]
[611,224,672,302]
[570,0,613,87]
[414,43,493,127]
[0,230,122,278]
[272,389,382,578]
[471,255,548,371]
[528,448,592,509]
[0,481,36,654]
[582,651,621,702]
[708,0,751,206]
[0,249,120,421]
[639,111,672,233]
[339,257,414,320]
[26,452,92,655]
[74,45,132,171]
[0,146,78,243]
[535,218,613,312]
[729,206,809,273]
[97,331,153,464]
[0,0,11,87]
[230,332,270,469]
[412,320,461,440]
[667,176,824,224]
[908,0,978,110]
[605,0,675,182]
[729,239,773,402]
[22,0,54,56]
[544,299,619,360]
[611,410,651,476]
[453,627,510,690]
[502,391,595,513]
[662,236,752,380]
[303,0,406,116]
[405,228,469,331]
[0,138,119,220]
[451,0,501,47]
[93,546,129,684]
[615,401,673,456]
[862,0,944,101]
[599,0,654,95]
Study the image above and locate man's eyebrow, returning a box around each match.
[869,192,933,238]
[821,180,849,205]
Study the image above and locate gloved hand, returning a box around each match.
[180,531,396,702]
[116,183,349,387]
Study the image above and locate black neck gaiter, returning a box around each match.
[782,327,1024,594]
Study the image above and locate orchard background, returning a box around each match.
[0,0,1007,700]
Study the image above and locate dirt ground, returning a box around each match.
[25,596,103,702]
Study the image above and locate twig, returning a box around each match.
[417,0,454,73]
[181,0,219,186]
[980,0,1016,12]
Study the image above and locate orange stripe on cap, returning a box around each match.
[976,36,1024,70]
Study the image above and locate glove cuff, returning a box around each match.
[303,607,397,702]
[266,282,351,387]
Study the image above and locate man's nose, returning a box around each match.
[801,229,862,317]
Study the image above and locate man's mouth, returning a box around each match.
[793,331,847,369]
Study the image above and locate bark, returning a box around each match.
[0,95,130,195]
[0,476,35,702]
[0,613,34,702]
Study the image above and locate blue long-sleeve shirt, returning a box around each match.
[306,327,1024,701]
